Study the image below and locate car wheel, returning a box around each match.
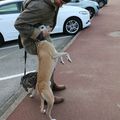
[99,0,105,8]
[0,33,4,46]
[63,17,82,35]
[86,7,95,19]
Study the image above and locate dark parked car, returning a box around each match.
[91,0,108,8]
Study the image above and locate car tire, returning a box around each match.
[0,33,4,46]
[86,7,95,19]
[98,0,106,8]
[63,17,82,35]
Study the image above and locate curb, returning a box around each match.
[63,33,79,51]
[0,33,79,120]
[0,88,26,120]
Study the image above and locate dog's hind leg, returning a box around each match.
[40,96,46,114]
[29,89,36,98]
[41,88,55,120]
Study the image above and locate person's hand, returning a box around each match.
[42,28,50,37]
[40,25,52,38]
[46,26,52,32]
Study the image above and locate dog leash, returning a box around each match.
[24,50,27,76]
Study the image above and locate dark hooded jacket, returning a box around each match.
[14,0,59,54]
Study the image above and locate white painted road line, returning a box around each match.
[0,50,18,60]
[0,36,71,59]
[0,36,71,50]
[0,45,18,50]
[0,70,35,81]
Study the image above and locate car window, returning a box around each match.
[17,2,23,12]
[0,2,20,14]
[70,0,80,3]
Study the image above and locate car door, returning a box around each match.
[0,2,22,41]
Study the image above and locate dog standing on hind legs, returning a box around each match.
[36,40,72,120]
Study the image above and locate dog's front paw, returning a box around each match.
[52,119,56,120]
[65,53,72,63]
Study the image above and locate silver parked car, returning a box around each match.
[66,0,99,19]
[91,0,108,8]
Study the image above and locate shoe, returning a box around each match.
[54,96,64,104]
[52,84,66,92]
[44,96,64,105]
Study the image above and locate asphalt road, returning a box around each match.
[0,35,73,117]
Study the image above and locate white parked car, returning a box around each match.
[0,0,91,45]
[66,0,100,19]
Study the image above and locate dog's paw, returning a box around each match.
[52,119,56,120]
[66,54,72,63]
[41,109,46,114]
[29,94,34,98]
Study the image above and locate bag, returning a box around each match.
[20,72,37,91]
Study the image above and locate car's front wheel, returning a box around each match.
[63,17,82,35]
[0,33,4,46]
[98,0,106,8]
[86,7,95,19]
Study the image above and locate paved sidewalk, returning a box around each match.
[2,0,120,120]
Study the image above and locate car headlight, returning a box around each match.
[94,2,99,7]
[79,11,88,15]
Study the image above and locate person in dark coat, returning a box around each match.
[14,0,70,104]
